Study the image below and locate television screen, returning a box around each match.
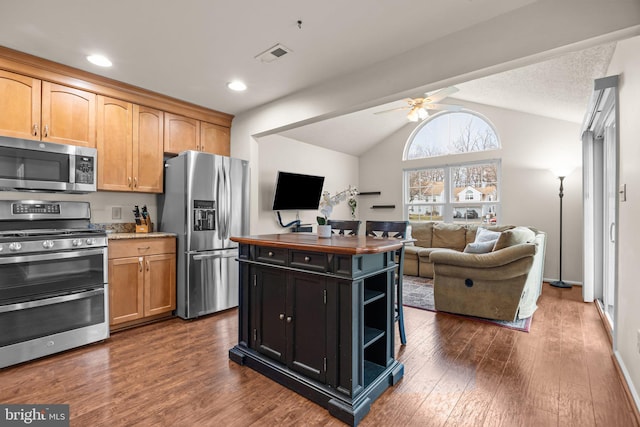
[272,171,325,211]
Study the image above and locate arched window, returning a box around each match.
[404,111,500,160]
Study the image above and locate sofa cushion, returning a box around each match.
[409,222,433,248]
[464,240,497,254]
[493,226,536,251]
[432,223,466,250]
[475,227,501,243]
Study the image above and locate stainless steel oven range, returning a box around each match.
[0,200,108,369]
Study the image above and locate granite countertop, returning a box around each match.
[107,232,176,240]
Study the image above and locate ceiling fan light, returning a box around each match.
[417,108,428,120]
[407,109,419,122]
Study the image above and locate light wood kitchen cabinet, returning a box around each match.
[97,96,163,193]
[164,112,199,154]
[0,70,96,147]
[41,81,96,147]
[164,112,231,156]
[0,69,41,139]
[201,121,230,156]
[108,237,176,331]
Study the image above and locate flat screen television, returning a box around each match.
[272,171,325,211]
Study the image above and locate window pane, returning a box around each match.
[406,111,500,160]
[408,205,443,222]
[407,168,445,203]
[451,163,498,203]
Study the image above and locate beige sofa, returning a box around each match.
[405,222,546,321]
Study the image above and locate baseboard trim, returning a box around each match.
[613,350,640,426]
[542,277,583,286]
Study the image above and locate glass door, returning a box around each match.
[601,120,618,330]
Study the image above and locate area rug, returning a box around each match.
[402,275,532,332]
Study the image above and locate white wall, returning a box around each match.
[256,135,359,234]
[606,34,640,408]
[359,100,582,283]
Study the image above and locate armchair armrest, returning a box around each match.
[429,243,537,269]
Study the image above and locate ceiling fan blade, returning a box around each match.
[374,106,410,115]
[424,103,463,111]
[423,86,459,104]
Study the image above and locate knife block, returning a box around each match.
[136,214,152,233]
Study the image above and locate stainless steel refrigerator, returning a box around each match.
[159,150,250,319]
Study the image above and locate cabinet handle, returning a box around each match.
[43,124,49,137]
[304,256,311,262]
[128,177,132,188]
[146,260,150,271]
[138,257,143,272]
[134,177,138,188]
[33,123,39,136]
[286,316,292,323]
[279,314,285,320]
[138,246,151,251]
[268,251,274,257]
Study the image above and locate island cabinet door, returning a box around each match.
[286,272,327,383]
[253,266,288,364]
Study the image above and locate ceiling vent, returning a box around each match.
[255,43,292,63]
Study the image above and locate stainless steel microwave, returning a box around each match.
[0,136,97,193]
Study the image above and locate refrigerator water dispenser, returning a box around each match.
[193,200,216,231]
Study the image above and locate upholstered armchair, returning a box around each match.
[429,227,546,322]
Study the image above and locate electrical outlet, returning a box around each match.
[111,206,122,220]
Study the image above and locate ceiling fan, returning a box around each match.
[376,86,462,121]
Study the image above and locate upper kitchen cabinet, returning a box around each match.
[164,112,199,154]
[201,121,230,156]
[164,112,231,156]
[0,71,96,147]
[41,82,96,147]
[97,96,163,193]
[0,69,41,140]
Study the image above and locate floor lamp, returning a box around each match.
[550,174,572,288]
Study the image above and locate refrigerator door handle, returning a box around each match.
[192,249,237,260]
[224,165,232,240]
[216,167,223,241]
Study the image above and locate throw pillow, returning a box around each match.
[493,226,536,251]
[474,227,501,243]
[463,240,498,254]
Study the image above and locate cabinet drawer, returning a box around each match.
[290,250,328,272]
[108,237,176,259]
[255,246,287,265]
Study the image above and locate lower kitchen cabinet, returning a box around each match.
[108,237,176,331]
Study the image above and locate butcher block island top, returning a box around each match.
[229,232,404,426]
[230,233,403,255]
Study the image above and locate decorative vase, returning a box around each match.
[317,224,332,238]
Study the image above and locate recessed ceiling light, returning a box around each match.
[227,81,247,91]
[87,54,112,67]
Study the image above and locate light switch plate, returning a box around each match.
[112,206,122,220]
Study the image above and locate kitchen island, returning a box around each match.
[228,233,404,426]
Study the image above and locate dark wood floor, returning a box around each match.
[1,283,637,427]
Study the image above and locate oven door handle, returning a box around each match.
[0,248,105,265]
[0,288,104,313]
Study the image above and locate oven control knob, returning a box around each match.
[9,242,22,252]
[72,239,83,247]
[42,240,54,249]
[86,238,96,245]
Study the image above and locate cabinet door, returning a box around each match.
[254,266,287,364]
[164,112,199,154]
[200,121,230,156]
[287,272,327,382]
[133,105,164,193]
[0,70,41,140]
[144,253,176,316]
[97,96,133,191]
[41,81,96,147]
[108,256,144,325]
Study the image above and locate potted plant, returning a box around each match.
[317,185,358,238]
